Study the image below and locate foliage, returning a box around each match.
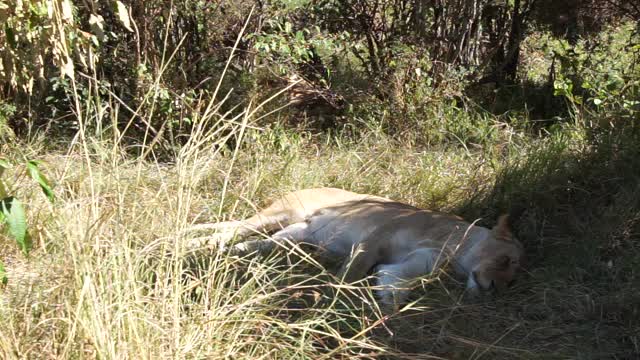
[2,0,639,143]
[0,157,54,285]
[549,23,640,125]
[532,0,640,41]
[0,0,96,92]
[312,0,535,83]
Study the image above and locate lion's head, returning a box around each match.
[467,215,524,294]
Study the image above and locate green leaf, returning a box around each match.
[61,56,75,80]
[573,95,583,105]
[26,161,55,203]
[0,158,9,179]
[0,180,7,199]
[116,1,134,32]
[89,14,106,41]
[0,260,6,286]
[1,197,32,256]
[4,24,16,49]
[0,159,9,201]
[61,0,73,20]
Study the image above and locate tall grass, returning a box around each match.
[1,10,392,358]
[0,115,502,358]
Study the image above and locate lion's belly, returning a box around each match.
[302,204,416,257]
[304,212,373,256]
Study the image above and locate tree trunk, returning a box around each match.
[503,0,524,81]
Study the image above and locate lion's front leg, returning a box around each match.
[374,248,441,309]
[336,242,379,283]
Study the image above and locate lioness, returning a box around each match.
[192,188,524,306]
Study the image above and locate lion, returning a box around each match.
[189,188,524,307]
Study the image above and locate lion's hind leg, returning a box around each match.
[185,209,295,250]
[231,221,311,255]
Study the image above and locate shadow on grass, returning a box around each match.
[180,126,640,359]
[465,80,570,123]
[385,126,640,359]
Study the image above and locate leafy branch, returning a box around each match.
[0,158,54,286]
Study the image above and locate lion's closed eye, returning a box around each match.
[495,255,512,270]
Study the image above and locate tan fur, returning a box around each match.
[191,188,524,307]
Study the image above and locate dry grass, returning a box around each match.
[2,121,639,359]
[0,126,491,358]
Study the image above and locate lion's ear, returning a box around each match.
[492,214,513,241]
